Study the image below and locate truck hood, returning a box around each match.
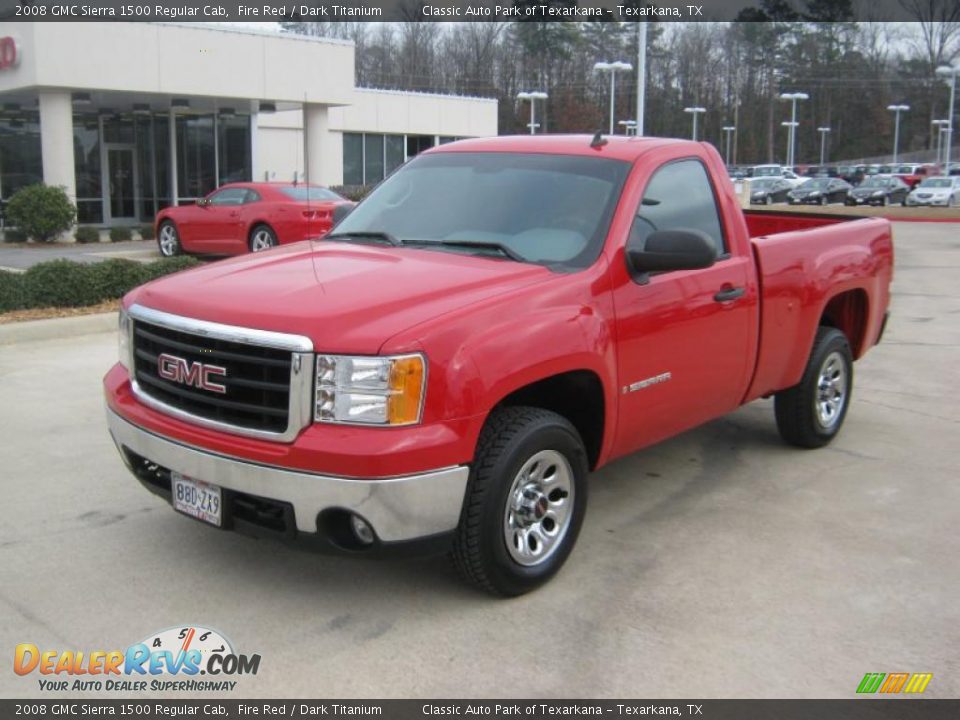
[130,241,552,354]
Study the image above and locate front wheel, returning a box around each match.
[819,196,827,206]
[452,406,588,596]
[157,222,181,257]
[249,224,278,252]
[775,327,853,448]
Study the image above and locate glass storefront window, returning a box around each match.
[176,114,215,202]
[385,135,405,175]
[73,112,102,224]
[343,133,363,186]
[364,134,384,185]
[218,114,251,186]
[0,111,42,211]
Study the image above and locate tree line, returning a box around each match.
[282,2,960,166]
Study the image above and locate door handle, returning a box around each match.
[714,286,745,302]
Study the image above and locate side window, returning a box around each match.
[208,188,247,206]
[630,159,726,257]
[244,189,261,204]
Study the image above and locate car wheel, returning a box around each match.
[881,195,888,206]
[819,196,827,206]
[157,222,181,257]
[774,327,853,449]
[765,195,772,206]
[451,406,588,597]
[249,224,278,252]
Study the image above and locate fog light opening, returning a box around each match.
[350,514,375,545]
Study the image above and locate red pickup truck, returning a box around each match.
[104,135,893,596]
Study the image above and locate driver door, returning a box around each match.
[609,158,755,457]
[191,187,249,252]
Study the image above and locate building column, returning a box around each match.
[303,103,342,186]
[250,111,262,182]
[38,91,76,203]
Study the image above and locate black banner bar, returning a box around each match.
[2,700,960,720]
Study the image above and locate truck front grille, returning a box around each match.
[132,319,294,435]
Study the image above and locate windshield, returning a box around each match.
[280,186,344,202]
[878,165,894,174]
[799,178,831,190]
[896,166,915,174]
[751,166,780,177]
[919,178,952,188]
[751,179,777,190]
[859,178,889,189]
[332,152,631,268]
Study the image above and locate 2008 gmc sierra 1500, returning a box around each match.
[104,135,893,596]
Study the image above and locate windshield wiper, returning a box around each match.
[414,239,527,262]
[324,231,402,247]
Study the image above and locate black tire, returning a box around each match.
[157,221,181,257]
[819,196,827,206]
[765,195,772,206]
[249,224,278,252]
[452,406,588,597]
[775,327,853,448]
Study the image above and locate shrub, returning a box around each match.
[74,226,101,244]
[139,224,155,241]
[2,228,28,243]
[330,185,372,202]
[1,256,203,312]
[109,226,133,243]
[5,185,77,242]
[0,270,26,312]
[22,259,95,307]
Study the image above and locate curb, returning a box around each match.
[0,311,117,345]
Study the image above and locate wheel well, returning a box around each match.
[494,370,605,470]
[821,289,869,357]
[248,222,274,243]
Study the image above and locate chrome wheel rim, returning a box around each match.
[503,449,574,567]
[251,229,275,252]
[159,225,178,256]
[815,351,847,429]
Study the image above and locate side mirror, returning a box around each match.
[196,198,210,208]
[626,229,716,282]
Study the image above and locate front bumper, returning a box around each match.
[107,409,469,555]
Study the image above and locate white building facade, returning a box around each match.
[0,22,498,225]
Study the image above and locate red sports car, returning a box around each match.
[155,183,354,257]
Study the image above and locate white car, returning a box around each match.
[905,176,960,207]
[748,165,806,188]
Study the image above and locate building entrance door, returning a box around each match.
[104,145,140,224]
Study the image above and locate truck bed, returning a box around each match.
[744,209,861,239]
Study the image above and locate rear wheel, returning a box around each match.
[775,327,853,448]
[157,222,181,257]
[819,196,827,206]
[452,406,588,596]
[249,224,277,252]
[765,195,772,206]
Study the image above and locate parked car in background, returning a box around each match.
[787,177,852,205]
[845,176,910,206]
[750,178,793,205]
[838,165,864,185]
[905,176,960,207]
[891,164,935,189]
[749,164,805,187]
[155,183,354,257]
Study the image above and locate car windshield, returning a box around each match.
[752,179,777,190]
[919,178,952,188]
[799,178,831,190]
[331,152,631,268]
[896,166,915,174]
[280,186,344,202]
[859,178,889,189]
[752,167,780,177]
[878,165,894,174]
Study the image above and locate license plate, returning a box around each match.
[172,472,222,527]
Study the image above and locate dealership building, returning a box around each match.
[0,22,498,225]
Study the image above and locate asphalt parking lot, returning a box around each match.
[0,221,957,699]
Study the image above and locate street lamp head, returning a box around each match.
[781,121,798,127]
[936,65,960,78]
[887,104,910,112]
[517,91,548,101]
[722,125,736,131]
[684,106,706,114]
[595,61,633,73]
[779,92,809,101]
[817,127,831,133]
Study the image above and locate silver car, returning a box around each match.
[905,177,960,207]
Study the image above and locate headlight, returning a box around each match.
[809,191,821,197]
[315,354,426,426]
[118,307,132,370]
[872,191,884,197]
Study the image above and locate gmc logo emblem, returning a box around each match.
[157,353,227,394]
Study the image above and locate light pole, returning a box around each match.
[722,125,736,165]
[886,104,910,164]
[594,61,633,135]
[684,106,706,141]
[618,120,638,136]
[516,91,548,135]
[817,126,831,166]
[636,23,647,136]
[936,64,959,175]
[778,92,808,168]
[932,119,949,167]
[781,121,798,165]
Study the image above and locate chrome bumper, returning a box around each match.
[106,409,469,543]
